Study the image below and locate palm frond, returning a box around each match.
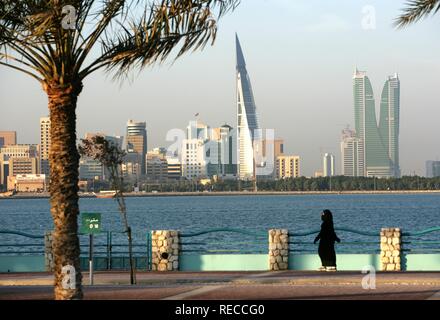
[1,1,238,84]
[395,0,440,28]
[80,0,239,79]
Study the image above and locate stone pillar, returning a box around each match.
[44,231,54,272]
[269,229,289,271]
[151,230,180,271]
[380,228,401,271]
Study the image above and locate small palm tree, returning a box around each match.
[396,0,440,27]
[0,0,238,300]
[78,135,136,285]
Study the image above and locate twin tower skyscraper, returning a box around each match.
[352,69,400,178]
[236,34,400,180]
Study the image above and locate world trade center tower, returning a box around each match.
[236,34,260,180]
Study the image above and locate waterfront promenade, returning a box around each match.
[1,271,440,300]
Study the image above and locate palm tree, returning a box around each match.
[396,0,440,27]
[0,0,238,300]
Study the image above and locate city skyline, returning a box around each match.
[1,1,439,176]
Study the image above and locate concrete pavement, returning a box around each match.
[1,271,439,300]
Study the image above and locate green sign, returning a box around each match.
[81,212,102,234]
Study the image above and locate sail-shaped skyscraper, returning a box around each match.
[236,35,260,180]
[379,74,401,177]
[352,69,400,178]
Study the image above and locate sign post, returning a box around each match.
[89,233,93,285]
[81,212,101,286]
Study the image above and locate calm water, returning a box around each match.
[1,194,439,252]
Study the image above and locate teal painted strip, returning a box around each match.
[289,254,381,271]
[404,254,440,271]
[180,254,267,271]
[179,254,383,271]
[1,253,438,272]
[181,228,267,238]
[0,256,45,272]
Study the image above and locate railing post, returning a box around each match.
[151,230,180,271]
[44,231,54,272]
[146,231,153,271]
[380,228,401,271]
[146,232,150,271]
[269,229,289,271]
[106,231,111,270]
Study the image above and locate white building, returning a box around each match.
[323,153,335,177]
[7,174,46,192]
[186,121,211,141]
[236,35,260,180]
[340,128,364,177]
[181,139,207,180]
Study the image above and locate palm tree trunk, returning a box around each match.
[127,226,136,285]
[45,81,83,300]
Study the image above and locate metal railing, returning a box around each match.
[0,229,150,270]
[0,229,44,255]
[289,227,380,254]
[180,228,267,254]
[402,227,440,254]
[1,226,439,270]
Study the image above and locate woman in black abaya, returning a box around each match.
[314,209,341,271]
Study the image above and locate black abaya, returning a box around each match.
[314,221,340,267]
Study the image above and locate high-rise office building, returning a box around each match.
[81,133,123,181]
[167,158,182,180]
[126,120,147,175]
[40,117,51,176]
[184,121,217,179]
[79,158,104,181]
[353,69,399,178]
[122,152,142,178]
[340,128,364,177]
[218,125,238,179]
[181,139,207,180]
[84,132,123,149]
[187,121,211,141]
[426,161,440,178]
[9,157,39,176]
[0,145,38,159]
[0,144,39,187]
[236,35,260,180]
[146,148,168,181]
[260,138,284,179]
[0,131,17,147]
[323,153,335,177]
[275,155,300,179]
[379,74,401,177]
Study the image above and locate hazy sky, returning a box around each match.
[1,0,439,176]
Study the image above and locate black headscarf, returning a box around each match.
[321,209,334,228]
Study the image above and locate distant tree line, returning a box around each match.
[254,176,440,192]
[97,176,440,193]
